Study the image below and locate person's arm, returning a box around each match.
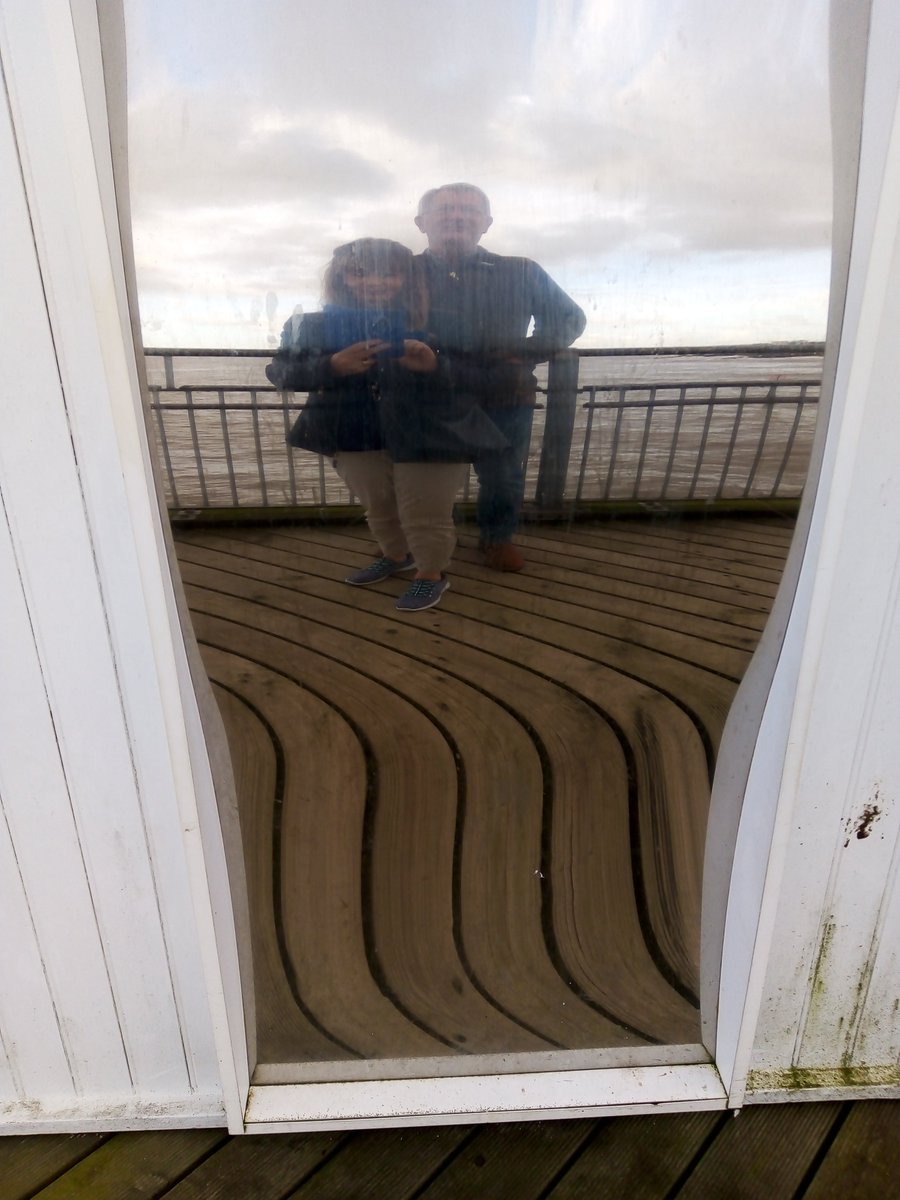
[523,260,586,361]
[265,313,337,391]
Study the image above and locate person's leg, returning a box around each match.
[473,404,534,570]
[392,461,467,611]
[394,461,468,576]
[333,451,415,583]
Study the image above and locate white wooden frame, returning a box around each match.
[721,0,900,1106]
[0,0,248,1132]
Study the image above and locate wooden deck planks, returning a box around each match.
[285,526,760,675]
[197,615,554,1055]
[282,1126,472,1198]
[182,556,695,1048]
[173,516,790,1065]
[188,592,657,1051]
[26,1130,226,1200]
[2,1133,110,1200]
[179,526,743,745]
[160,1131,347,1200]
[676,1102,843,1198]
[801,1101,900,1200]
[412,1119,597,1199]
[544,1111,724,1199]
[210,676,415,1063]
[10,1103,900,1198]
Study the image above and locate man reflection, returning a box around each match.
[415,184,586,571]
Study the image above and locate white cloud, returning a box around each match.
[125,0,832,347]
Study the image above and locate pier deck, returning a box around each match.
[174,513,790,1069]
[7,1100,900,1198]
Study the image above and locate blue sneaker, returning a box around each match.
[395,576,450,612]
[345,554,415,586]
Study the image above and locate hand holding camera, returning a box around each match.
[396,339,437,373]
[330,340,391,376]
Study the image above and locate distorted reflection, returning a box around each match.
[126,0,831,1077]
[267,184,585,606]
[415,184,584,573]
[266,236,478,611]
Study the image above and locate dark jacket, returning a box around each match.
[266,311,508,462]
[418,249,586,406]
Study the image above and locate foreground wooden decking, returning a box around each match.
[174,514,791,1072]
[7,1100,900,1198]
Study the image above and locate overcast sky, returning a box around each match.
[124,0,832,349]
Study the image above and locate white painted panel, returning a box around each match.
[732,0,900,1095]
[0,796,71,1104]
[703,0,868,1089]
[853,839,900,1066]
[0,61,134,1098]
[748,162,900,1080]
[0,141,189,1108]
[1,0,238,1125]
[0,1046,18,1107]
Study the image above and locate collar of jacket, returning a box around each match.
[423,249,497,271]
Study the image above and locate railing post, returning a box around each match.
[535,350,579,513]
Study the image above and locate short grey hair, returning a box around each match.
[416,183,491,218]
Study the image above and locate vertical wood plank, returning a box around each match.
[162,1133,348,1199]
[0,0,233,1123]
[545,1112,721,1199]
[677,1103,841,1197]
[29,1130,227,1200]
[0,72,133,1098]
[286,1128,472,1199]
[414,1121,595,1200]
[803,1101,900,1199]
[0,1134,110,1200]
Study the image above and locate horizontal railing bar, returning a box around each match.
[146,398,816,417]
[144,342,826,359]
[585,381,821,392]
[147,382,820,395]
[149,401,298,410]
[148,386,820,411]
[583,393,820,410]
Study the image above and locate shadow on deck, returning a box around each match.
[173,513,792,1075]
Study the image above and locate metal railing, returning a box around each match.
[144,347,821,515]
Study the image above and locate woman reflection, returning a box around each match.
[267,238,505,613]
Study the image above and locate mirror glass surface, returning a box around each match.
[124,0,831,1080]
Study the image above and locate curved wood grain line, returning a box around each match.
[188,602,574,1051]
[179,551,693,1041]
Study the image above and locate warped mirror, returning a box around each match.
[124,0,831,1080]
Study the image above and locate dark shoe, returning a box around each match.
[483,543,524,572]
[345,554,415,586]
[395,576,450,612]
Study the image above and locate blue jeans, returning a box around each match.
[473,404,535,545]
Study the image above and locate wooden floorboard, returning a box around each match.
[801,1100,900,1199]
[20,1130,227,1200]
[544,1110,724,1199]
[173,515,790,1064]
[283,1126,472,1198]
[2,1132,110,1200]
[410,1119,596,1199]
[675,1103,843,1198]
[12,1104,900,1199]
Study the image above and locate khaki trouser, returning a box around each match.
[334,451,467,576]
